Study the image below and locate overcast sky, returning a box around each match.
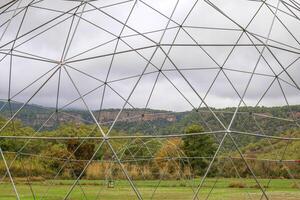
[0,0,299,112]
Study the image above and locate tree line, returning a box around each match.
[0,116,299,180]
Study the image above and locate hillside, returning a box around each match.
[0,101,179,130]
[241,129,300,160]
[0,101,300,141]
[219,129,300,178]
[0,114,299,180]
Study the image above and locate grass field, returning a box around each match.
[0,178,299,200]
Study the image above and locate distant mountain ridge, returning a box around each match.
[0,101,300,141]
[0,101,179,130]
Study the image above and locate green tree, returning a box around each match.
[66,139,95,177]
[182,124,216,176]
[41,144,72,177]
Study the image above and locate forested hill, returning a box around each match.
[0,101,300,139]
[0,111,299,179]
[0,101,178,130]
[241,129,300,160]
[220,129,300,178]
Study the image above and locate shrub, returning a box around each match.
[228,181,246,188]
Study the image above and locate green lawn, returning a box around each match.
[0,178,299,200]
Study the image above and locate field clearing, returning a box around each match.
[0,178,299,200]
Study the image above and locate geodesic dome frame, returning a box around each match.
[0,0,300,199]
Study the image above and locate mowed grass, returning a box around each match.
[0,178,299,200]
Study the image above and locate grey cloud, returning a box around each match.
[0,0,299,111]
